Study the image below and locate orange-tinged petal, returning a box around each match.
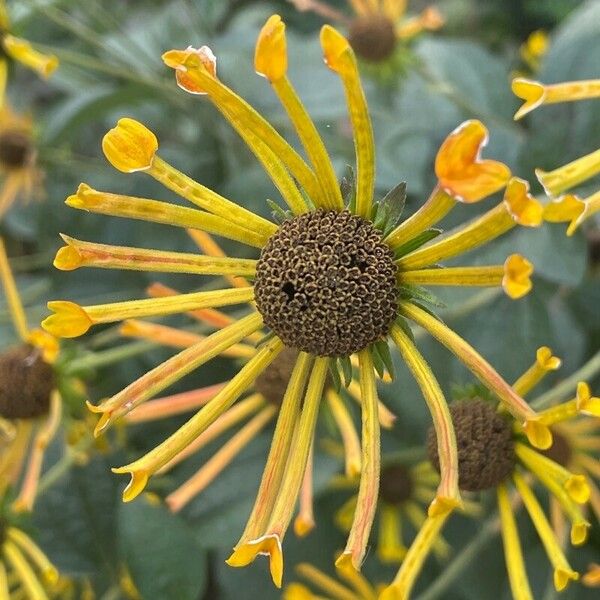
[321,25,351,73]
[503,177,543,226]
[543,194,585,235]
[512,78,546,120]
[226,535,284,588]
[502,254,534,299]
[255,14,287,82]
[435,120,511,203]
[42,301,92,338]
[583,564,600,587]
[102,118,158,173]
[162,46,217,95]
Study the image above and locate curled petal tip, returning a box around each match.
[42,301,92,338]
[523,419,552,450]
[102,118,158,173]
[503,177,543,227]
[54,236,82,271]
[536,346,561,371]
[112,467,149,503]
[576,382,600,417]
[565,475,591,504]
[293,515,315,538]
[227,536,283,587]
[571,522,590,546]
[502,254,534,299]
[163,46,217,94]
[511,78,545,120]
[255,14,287,81]
[320,25,351,72]
[554,568,579,592]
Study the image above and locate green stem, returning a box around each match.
[532,350,600,410]
[416,514,501,600]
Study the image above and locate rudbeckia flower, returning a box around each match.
[382,347,599,600]
[511,76,600,236]
[0,237,60,513]
[284,560,382,600]
[0,0,58,100]
[288,0,444,63]
[44,15,547,587]
[0,103,42,220]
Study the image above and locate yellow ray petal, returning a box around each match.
[399,302,547,447]
[512,472,579,591]
[434,120,511,203]
[320,25,374,218]
[544,191,600,236]
[327,388,361,477]
[536,148,600,197]
[0,236,30,340]
[0,562,9,600]
[65,183,266,248]
[391,323,460,513]
[3,540,49,600]
[512,78,600,120]
[112,335,282,502]
[257,16,342,210]
[6,528,58,586]
[576,382,600,417]
[43,286,254,338]
[377,505,407,563]
[54,235,258,277]
[166,404,276,512]
[89,311,264,433]
[347,379,396,429]
[379,511,450,600]
[335,553,377,600]
[513,346,561,398]
[162,46,320,200]
[102,118,157,173]
[294,442,316,537]
[497,483,534,600]
[336,350,381,571]
[294,563,359,600]
[2,34,58,79]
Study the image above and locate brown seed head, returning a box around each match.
[0,130,34,169]
[348,15,397,63]
[380,463,413,504]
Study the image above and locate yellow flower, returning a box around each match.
[382,347,598,600]
[0,0,58,101]
[284,560,381,600]
[288,0,444,63]
[45,16,546,587]
[0,237,61,513]
[0,104,43,221]
[518,30,549,74]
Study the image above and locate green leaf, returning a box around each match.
[338,355,354,388]
[328,358,342,393]
[399,284,447,309]
[394,229,442,259]
[119,497,207,600]
[374,339,395,381]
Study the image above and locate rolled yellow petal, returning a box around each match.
[102,118,157,173]
[65,183,266,248]
[503,254,534,299]
[6,528,59,586]
[513,346,561,398]
[377,505,407,563]
[320,25,374,218]
[294,443,316,537]
[2,34,58,79]
[0,236,30,340]
[166,404,276,512]
[513,472,579,591]
[512,78,600,120]
[497,483,534,600]
[3,539,49,600]
[391,324,460,512]
[89,311,264,433]
[336,350,381,572]
[536,148,600,197]
[335,554,377,600]
[327,389,361,477]
[255,14,287,82]
[43,286,254,338]
[545,190,600,236]
[112,334,282,502]
[54,235,258,277]
[379,511,450,600]
[503,177,544,226]
[576,382,600,417]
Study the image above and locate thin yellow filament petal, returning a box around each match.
[112,335,282,502]
[54,235,257,277]
[512,472,579,591]
[0,237,30,340]
[336,350,380,571]
[90,311,263,433]
[536,148,600,197]
[391,323,460,514]
[2,34,58,79]
[65,183,266,248]
[513,346,562,398]
[3,540,48,600]
[166,404,276,512]
[320,25,374,218]
[294,443,316,537]
[295,563,359,600]
[379,511,450,600]
[497,483,534,600]
[6,528,58,586]
[326,388,361,477]
[43,286,254,338]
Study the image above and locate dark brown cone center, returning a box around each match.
[427,398,515,492]
[348,15,397,63]
[254,210,398,357]
[0,345,54,419]
[0,130,33,169]
[380,464,413,504]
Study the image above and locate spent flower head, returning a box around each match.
[45,15,548,586]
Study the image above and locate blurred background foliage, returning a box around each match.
[1,0,599,598]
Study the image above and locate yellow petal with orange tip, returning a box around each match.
[512,78,546,120]
[227,534,284,587]
[503,177,544,227]
[576,381,600,417]
[502,254,534,299]
[42,301,92,338]
[102,118,158,173]
[163,46,217,95]
[435,120,511,203]
[2,34,58,79]
[255,14,287,82]
[320,24,351,74]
